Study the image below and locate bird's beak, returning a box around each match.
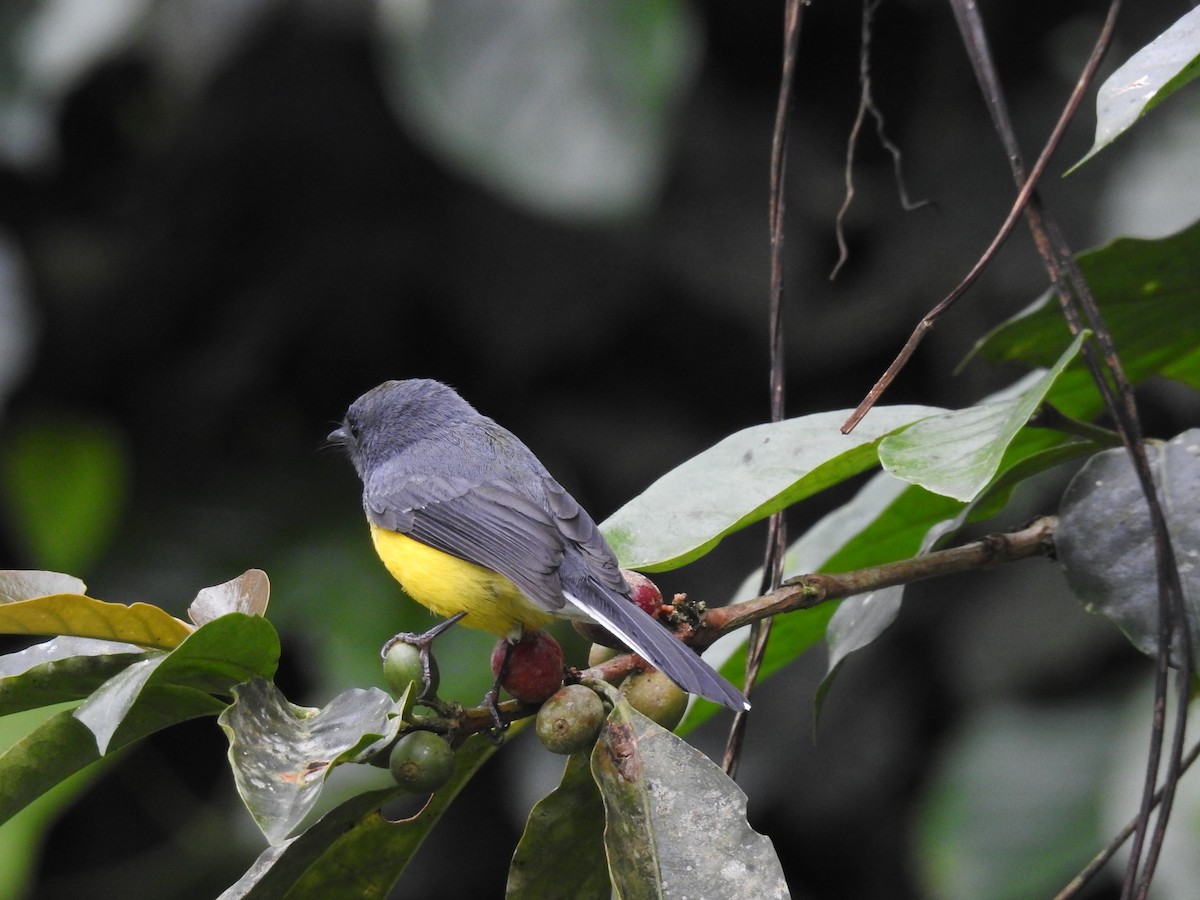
[327,426,347,445]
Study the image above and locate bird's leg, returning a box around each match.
[481,637,515,744]
[380,612,467,700]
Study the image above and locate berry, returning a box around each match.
[536,684,606,754]
[389,731,455,793]
[587,642,620,668]
[620,670,688,730]
[571,572,665,649]
[621,570,663,618]
[573,621,622,648]
[490,630,564,704]
[382,642,438,702]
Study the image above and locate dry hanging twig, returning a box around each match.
[722,0,806,779]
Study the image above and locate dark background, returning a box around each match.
[0,1,1195,897]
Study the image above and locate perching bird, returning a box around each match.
[329,378,747,712]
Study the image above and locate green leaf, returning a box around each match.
[0,570,86,602]
[967,221,1200,420]
[74,612,279,753]
[0,710,106,830]
[602,406,943,571]
[375,0,699,221]
[880,334,1085,500]
[507,752,609,899]
[680,474,959,735]
[220,731,504,899]
[0,416,128,572]
[591,698,788,899]
[0,690,224,828]
[1072,6,1200,170]
[0,638,149,715]
[0,706,105,899]
[0,592,194,649]
[682,430,1096,736]
[189,569,271,626]
[219,678,401,845]
[1056,429,1200,664]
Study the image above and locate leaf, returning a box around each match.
[219,678,401,845]
[0,592,193,649]
[73,612,279,753]
[0,570,86,602]
[1056,429,1200,664]
[967,221,1200,420]
[679,474,958,735]
[602,406,942,571]
[0,638,148,715]
[591,699,789,899]
[682,430,1095,735]
[375,0,699,221]
[0,710,107,830]
[0,692,223,828]
[1072,6,1200,169]
[507,752,609,899]
[0,416,128,571]
[219,731,504,899]
[189,569,271,626]
[879,335,1085,501]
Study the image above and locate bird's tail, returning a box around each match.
[563,583,749,711]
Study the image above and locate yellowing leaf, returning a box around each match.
[0,594,193,650]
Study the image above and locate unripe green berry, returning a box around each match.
[389,731,455,793]
[587,642,620,668]
[536,684,606,754]
[382,642,437,718]
[620,670,688,730]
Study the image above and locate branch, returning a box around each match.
[447,516,1059,735]
[698,515,1057,640]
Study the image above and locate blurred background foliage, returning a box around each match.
[0,0,1197,897]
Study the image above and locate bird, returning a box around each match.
[328,378,748,713]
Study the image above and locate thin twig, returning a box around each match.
[941,4,1190,897]
[1053,739,1200,900]
[840,0,1119,434]
[723,0,805,779]
[831,0,928,280]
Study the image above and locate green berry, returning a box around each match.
[536,684,606,754]
[620,670,688,730]
[587,642,620,668]
[389,731,455,793]
[382,642,438,719]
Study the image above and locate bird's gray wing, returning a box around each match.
[364,470,570,614]
[541,476,628,595]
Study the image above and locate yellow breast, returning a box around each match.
[369,523,553,636]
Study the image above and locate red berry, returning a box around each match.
[491,630,564,704]
[621,570,663,618]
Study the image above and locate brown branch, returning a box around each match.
[426,516,1059,738]
[697,515,1057,640]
